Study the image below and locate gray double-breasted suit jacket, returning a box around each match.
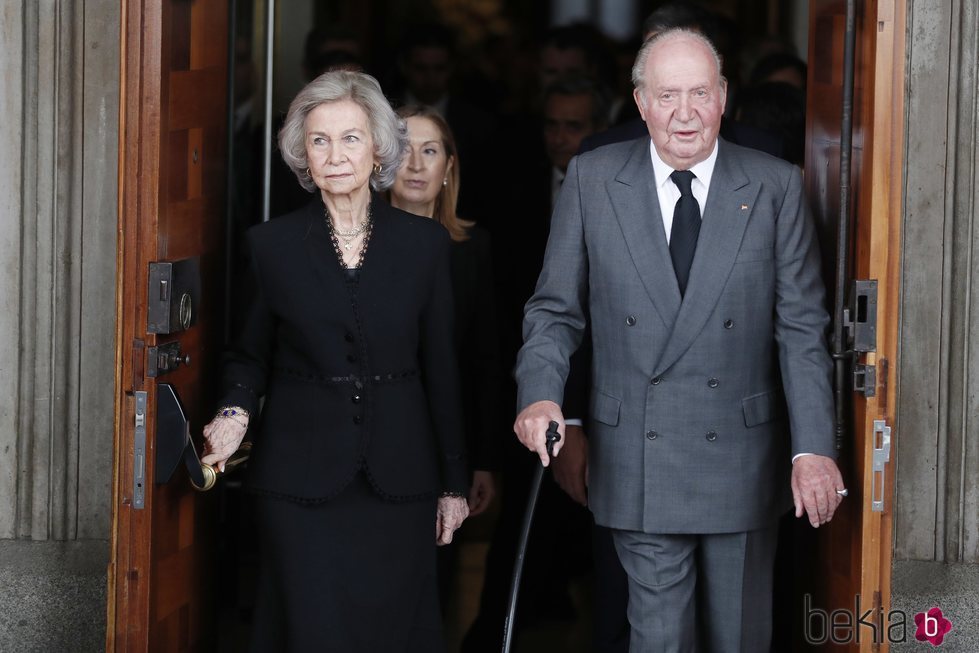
[515,137,835,535]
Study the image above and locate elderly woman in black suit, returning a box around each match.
[201,71,469,652]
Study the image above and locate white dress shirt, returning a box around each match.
[649,140,718,242]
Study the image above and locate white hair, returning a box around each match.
[631,28,725,98]
[278,70,407,192]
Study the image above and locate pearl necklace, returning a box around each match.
[325,202,373,268]
[326,208,369,249]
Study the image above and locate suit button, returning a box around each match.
[351,395,361,404]
[723,319,734,329]
[706,430,717,441]
[646,430,658,440]
[707,377,719,388]
[626,315,637,326]
[344,332,355,342]
[353,415,362,425]
[347,354,357,363]
[650,377,662,385]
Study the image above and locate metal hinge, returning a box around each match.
[871,419,891,512]
[133,391,147,510]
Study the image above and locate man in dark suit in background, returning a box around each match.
[514,28,844,651]
[461,75,608,653]
[393,24,498,223]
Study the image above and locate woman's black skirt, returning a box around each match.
[248,473,444,652]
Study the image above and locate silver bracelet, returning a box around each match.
[216,406,249,428]
[440,491,466,499]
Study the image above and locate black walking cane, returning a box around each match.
[501,421,562,653]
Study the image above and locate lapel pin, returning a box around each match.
[740,203,749,211]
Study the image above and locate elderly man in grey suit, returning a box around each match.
[514,28,845,652]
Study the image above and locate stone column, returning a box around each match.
[0,0,119,647]
[896,0,979,563]
[0,0,118,544]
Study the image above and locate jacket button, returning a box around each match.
[344,332,355,342]
[646,430,658,440]
[723,319,734,329]
[706,430,717,441]
[351,395,361,404]
[626,315,637,326]
[650,377,662,385]
[353,415,362,425]
[347,354,357,363]
[707,377,719,388]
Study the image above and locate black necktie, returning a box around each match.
[669,170,701,296]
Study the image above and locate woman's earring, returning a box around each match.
[305,167,311,179]
[373,163,383,174]
[442,178,448,187]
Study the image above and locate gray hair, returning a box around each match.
[278,70,407,192]
[631,28,725,97]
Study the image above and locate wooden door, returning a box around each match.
[801,0,904,650]
[107,0,229,650]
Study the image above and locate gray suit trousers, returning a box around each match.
[611,523,778,653]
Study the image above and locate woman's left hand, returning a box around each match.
[467,470,496,517]
[435,495,469,546]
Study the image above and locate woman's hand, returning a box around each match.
[201,415,249,472]
[467,470,496,517]
[435,495,469,546]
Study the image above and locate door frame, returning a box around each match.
[803,0,905,650]
[107,0,229,649]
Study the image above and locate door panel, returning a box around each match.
[108,0,228,650]
[803,1,904,651]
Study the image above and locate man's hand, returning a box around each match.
[791,454,845,527]
[552,424,588,505]
[513,400,565,466]
[467,470,496,516]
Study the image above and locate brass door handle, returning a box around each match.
[193,442,252,491]
[156,383,253,491]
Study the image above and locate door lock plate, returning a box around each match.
[147,258,200,334]
[843,279,878,353]
[853,364,876,397]
[147,341,190,377]
[871,419,891,512]
[133,391,147,510]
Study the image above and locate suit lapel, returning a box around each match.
[303,195,367,323]
[357,196,397,294]
[654,139,760,375]
[304,196,343,292]
[607,138,681,329]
